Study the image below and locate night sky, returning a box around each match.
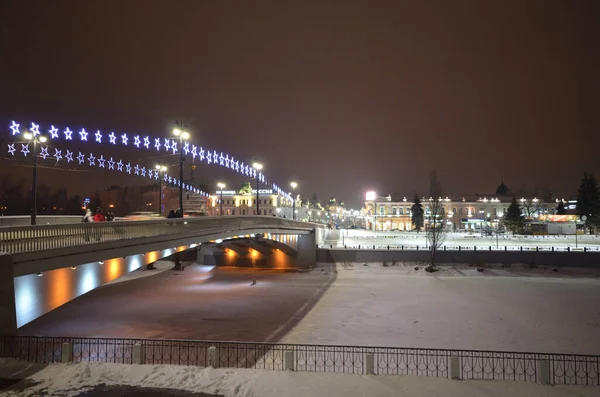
[1,1,598,207]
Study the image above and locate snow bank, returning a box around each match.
[1,359,597,397]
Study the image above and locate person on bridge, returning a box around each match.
[167,210,176,219]
[82,209,94,242]
[93,208,106,222]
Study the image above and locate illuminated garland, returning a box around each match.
[8,121,293,201]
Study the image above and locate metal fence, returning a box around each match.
[0,216,316,255]
[0,336,598,385]
[318,244,600,252]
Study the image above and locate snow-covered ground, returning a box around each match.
[0,359,597,397]
[281,263,600,355]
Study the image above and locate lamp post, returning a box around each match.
[217,182,226,216]
[290,181,297,220]
[155,165,167,216]
[173,127,190,216]
[23,131,47,225]
[252,162,262,215]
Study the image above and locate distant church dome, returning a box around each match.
[495,182,511,196]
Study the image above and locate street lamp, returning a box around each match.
[290,181,298,220]
[155,165,167,216]
[173,127,190,216]
[252,162,262,215]
[217,182,226,216]
[23,131,47,225]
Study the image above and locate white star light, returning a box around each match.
[235,161,240,172]
[154,138,161,151]
[31,123,40,136]
[7,144,16,156]
[21,143,30,156]
[126,163,131,174]
[164,173,169,182]
[77,152,85,164]
[54,148,62,162]
[183,142,190,155]
[88,153,96,166]
[164,138,171,151]
[66,150,73,163]
[199,147,205,161]
[64,128,73,140]
[245,165,250,175]
[98,155,106,168]
[143,136,150,149]
[117,160,124,171]
[134,135,141,148]
[79,128,88,141]
[40,146,49,159]
[225,155,230,168]
[191,145,197,159]
[239,162,244,173]
[154,172,159,181]
[141,167,146,177]
[207,152,212,164]
[109,132,117,144]
[121,133,128,145]
[213,150,218,163]
[108,157,115,170]
[10,121,20,135]
[219,153,224,166]
[134,164,140,175]
[168,176,173,184]
[95,130,102,143]
[49,125,59,139]
[171,143,178,155]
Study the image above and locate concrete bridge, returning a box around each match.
[0,216,326,333]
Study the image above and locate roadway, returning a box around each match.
[17,264,336,342]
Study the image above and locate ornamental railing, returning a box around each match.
[0,216,316,255]
[0,336,598,386]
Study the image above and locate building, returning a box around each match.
[363,182,573,233]
[208,185,294,217]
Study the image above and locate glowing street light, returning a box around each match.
[173,124,190,215]
[23,130,47,225]
[253,162,263,215]
[217,182,226,216]
[155,164,168,216]
[290,181,298,220]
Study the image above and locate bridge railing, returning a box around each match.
[0,336,598,385]
[0,216,316,255]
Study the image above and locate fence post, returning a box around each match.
[458,246,461,251]
[520,246,523,252]
[284,350,294,371]
[539,360,551,385]
[449,356,461,380]
[208,346,219,368]
[474,246,477,251]
[61,342,73,363]
[567,247,570,252]
[132,343,145,364]
[365,353,375,375]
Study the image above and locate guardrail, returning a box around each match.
[319,244,600,252]
[0,216,85,227]
[0,216,316,255]
[0,336,597,385]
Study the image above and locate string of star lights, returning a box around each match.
[5,139,209,196]
[7,121,294,200]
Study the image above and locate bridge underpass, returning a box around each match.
[0,217,326,334]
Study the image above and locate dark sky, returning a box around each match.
[1,0,599,207]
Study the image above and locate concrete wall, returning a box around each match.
[0,256,17,334]
[317,249,600,267]
[0,216,83,227]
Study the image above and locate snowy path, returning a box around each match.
[281,264,600,355]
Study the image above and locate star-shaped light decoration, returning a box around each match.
[79,128,88,141]
[143,136,150,149]
[245,165,250,176]
[239,162,244,173]
[108,157,115,170]
[164,173,169,182]
[10,121,20,135]
[95,130,102,143]
[117,160,124,171]
[134,164,140,175]
[154,172,159,180]
[171,143,178,155]
[199,147,205,161]
[54,148,62,162]
[154,138,161,151]
[40,146,49,160]
[206,152,212,164]
[225,155,230,168]
[168,176,173,184]
[219,153,224,166]
[121,133,128,145]
[77,152,85,164]
[141,166,146,177]
[66,150,73,163]
[7,143,16,156]
[126,163,132,174]
[31,122,40,136]
[183,142,190,155]
[134,135,141,148]
[21,143,30,156]
[98,155,106,168]
[235,161,240,172]
[109,132,117,144]
[48,125,59,139]
[213,150,218,163]
[191,145,197,159]
[147,169,153,179]
[64,128,73,140]
[164,138,171,152]
[88,153,96,166]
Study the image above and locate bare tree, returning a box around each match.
[426,170,446,272]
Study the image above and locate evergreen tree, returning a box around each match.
[66,194,83,215]
[90,190,102,213]
[504,196,523,234]
[556,201,567,215]
[310,192,319,208]
[410,194,424,232]
[577,173,600,233]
